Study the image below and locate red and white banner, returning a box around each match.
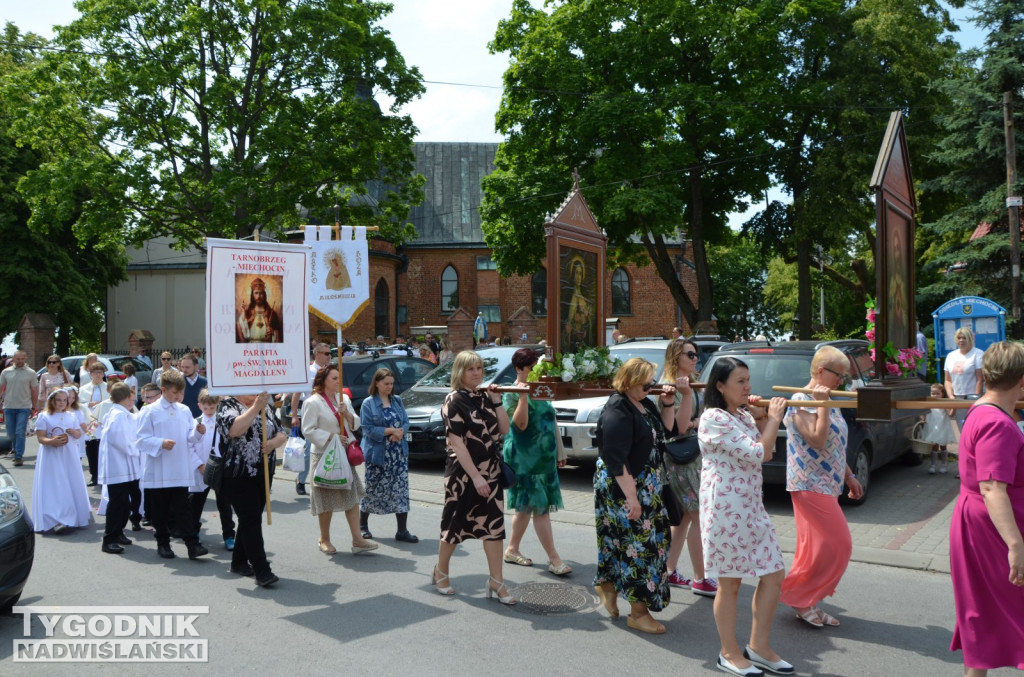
[304,225,370,329]
[204,238,312,395]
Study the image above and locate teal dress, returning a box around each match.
[502,392,564,515]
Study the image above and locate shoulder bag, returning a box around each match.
[664,433,701,465]
[323,393,363,467]
[203,433,224,492]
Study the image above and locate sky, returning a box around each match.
[0,1,989,353]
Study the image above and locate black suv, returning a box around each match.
[698,340,917,505]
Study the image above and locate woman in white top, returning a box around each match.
[78,353,102,385]
[121,362,139,404]
[944,327,985,424]
[33,388,93,533]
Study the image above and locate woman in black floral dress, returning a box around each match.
[594,357,676,634]
[433,351,515,605]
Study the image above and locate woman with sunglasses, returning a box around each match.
[37,355,74,410]
[779,346,863,629]
[593,357,676,634]
[152,351,180,387]
[660,339,717,597]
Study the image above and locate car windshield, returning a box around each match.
[414,356,506,388]
[109,356,146,372]
[702,354,815,398]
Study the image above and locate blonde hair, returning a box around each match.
[198,388,220,406]
[613,357,655,393]
[450,351,484,391]
[954,327,975,350]
[982,341,1024,390]
[810,346,847,378]
[662,339,697,382]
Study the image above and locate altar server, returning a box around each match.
[136,371,209,560]
[98,383,140,554]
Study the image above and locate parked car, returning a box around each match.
[554,338,727,463]
[35,354,153,388]
[401,346,544,460]
[334,354,437,412]
[0,462,34,613]
[697,339,918,504]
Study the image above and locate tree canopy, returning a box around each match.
[0,23,127,352]
[10,0,425,250]
[918,0,1024,328]
[480,0,780,329]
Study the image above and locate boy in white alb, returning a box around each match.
[98,383,140,554]
[136,371,209,560]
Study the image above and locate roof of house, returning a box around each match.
[400,142,498,248]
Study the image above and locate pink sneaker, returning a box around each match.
[691,578,718,597]
[667,570,691,589]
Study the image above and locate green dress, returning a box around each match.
[502,392,564,515]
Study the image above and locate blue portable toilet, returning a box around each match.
[933,296,1006,380]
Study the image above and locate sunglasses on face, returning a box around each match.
[161,357,171,361]
[47,360,59,364]
[684,351,698,360]
[642,381,657,392]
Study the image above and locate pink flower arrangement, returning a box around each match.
[865,298,922,378]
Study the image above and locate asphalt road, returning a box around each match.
[1,438,1016,676]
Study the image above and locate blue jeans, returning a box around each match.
[4,408,30,459]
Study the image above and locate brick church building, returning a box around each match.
[314,142,699,348]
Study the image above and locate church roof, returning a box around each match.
[399,142,498,247]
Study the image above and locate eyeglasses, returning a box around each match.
[684,351,698,360]
[642,381,657,392]
[47,360,59,364]
[822,366,849,382]
[161,357,171,361]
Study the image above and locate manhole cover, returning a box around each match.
[510,581,602,616]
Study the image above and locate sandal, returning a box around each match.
[794,606,824,628]
[432,566,455,596]
[818,609,841,627]
[548,561,573,576]
[487,576,516,605]
[317,540,337,554]
[503,551,533,566]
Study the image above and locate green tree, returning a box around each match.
[918,0,1024,329]
[745,0,958,338]
[480,0,781,329]
[0,23,128,353]
[11,0,424,250]
[708,236,782,340]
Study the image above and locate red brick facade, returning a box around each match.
[312,243,700,347]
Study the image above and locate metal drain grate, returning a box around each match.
[510,582,602,616]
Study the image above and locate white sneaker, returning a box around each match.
[928,464,936,475]
[939,465,947,474]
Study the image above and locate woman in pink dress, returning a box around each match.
[949,341,1024,675]
[699,357,791,676]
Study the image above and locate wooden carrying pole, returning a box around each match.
[262,407,272,525]
[772,385,856,399]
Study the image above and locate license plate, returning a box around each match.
[408,431,417,441]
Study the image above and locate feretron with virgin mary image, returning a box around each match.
[560,247,597,353]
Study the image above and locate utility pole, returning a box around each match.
[1006,91,1021,336]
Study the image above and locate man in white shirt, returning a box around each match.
[289,343,332,495]
[98,383,140,554]
[137,371,209,560]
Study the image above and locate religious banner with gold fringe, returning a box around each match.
[204,238,312,395]
[304,225,370,330]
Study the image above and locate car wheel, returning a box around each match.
[841,444,871,506]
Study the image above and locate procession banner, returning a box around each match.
[304,225,370,329]
[204,238,312,395]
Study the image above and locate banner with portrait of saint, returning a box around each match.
[205,238,312,395]
[304,225,370,329]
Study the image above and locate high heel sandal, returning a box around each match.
[486,576,516,605]
[431,566,455,596]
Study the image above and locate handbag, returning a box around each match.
[312,434,353,489]
[498,459,517,489]
[203,451,224,492]
[664,433,701,465]
[346,439,365,467]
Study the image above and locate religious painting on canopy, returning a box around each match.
[558,245,598,354]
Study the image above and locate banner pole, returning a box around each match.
[262,407,272,526]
